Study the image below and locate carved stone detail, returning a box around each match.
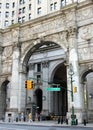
[3,46,13,58]
[42,61,49,68]
[81,26,93,41]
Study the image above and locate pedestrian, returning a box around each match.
[28,113,32,122]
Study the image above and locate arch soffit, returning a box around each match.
[22,34,67,65]
[49,61,65,82]
[81,69,93,83]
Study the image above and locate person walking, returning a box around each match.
[28,113,32,122]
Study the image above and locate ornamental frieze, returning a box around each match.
[77,7,93,21]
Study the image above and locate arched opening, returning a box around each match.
[23,40,66,117]
[51,63,67,117]
[0,80,10,120]
[82,70,93,122]
[35,88,42,114]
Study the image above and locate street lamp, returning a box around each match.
[68,63,76,125]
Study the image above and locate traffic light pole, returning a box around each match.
[70,75,75,125]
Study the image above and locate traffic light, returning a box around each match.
[25,80,27,88]
[31,80,34,89]
[25,80,34,90]
[27,80,32,90]
[73,86,77,93]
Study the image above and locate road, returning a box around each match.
[0,124,93,130]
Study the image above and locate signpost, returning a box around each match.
[46,87,61,91]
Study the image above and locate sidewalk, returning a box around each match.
[0,120,93,128]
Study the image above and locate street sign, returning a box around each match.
[46,87,61,91]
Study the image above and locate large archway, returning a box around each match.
[50,63,68,117]
[0,80,10,120]
[82,70,93,122]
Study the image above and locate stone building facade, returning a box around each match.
[0,0,93,123]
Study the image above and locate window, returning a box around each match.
[5,12,9,18]
[0,3,2,8]
[19,0,22,4]
[19,8,22,14]
[12,2,15,8]
[18,17,21,23]
[37,0,42,4]
[23,0,26,4]
[4,20,9,26]
[22,16,25,23]
[11,20,14,24]
[6,3,9,8]
[37,75,41,83]
[37,63,41,72]
[54,2,57,10]
[22,7,25,13]
[29,13,31,20]
[12,11,15,17]
[50,4,53,11]
[0,12,1,17]
[61,0,66,7]
[37,7,41,15]
[29,4,31,10]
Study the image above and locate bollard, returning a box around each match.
[76,119,78,125]
[84,119,86,126]
[58,117,60,124]
[66,118,68,125]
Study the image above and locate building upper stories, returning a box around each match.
[0,0,86,29]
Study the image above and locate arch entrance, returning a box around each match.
[50,63,68,117]
[82,70,93,122]
[0,80,10,120]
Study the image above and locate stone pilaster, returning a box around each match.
[42,61,49,115]
[67,27,83,123]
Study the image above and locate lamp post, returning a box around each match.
[68,63,76,125]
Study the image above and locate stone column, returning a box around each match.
[9,45,20,112]
[67,27,82,123]
[18,63,27,113]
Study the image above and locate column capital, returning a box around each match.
[67,26,77,37]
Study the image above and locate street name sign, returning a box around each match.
[46,87,61,91]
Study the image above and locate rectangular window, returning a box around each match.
[12,11,15,17]
[37,75,41,83]
[19,8,22,14]
[37,0,41,4]
[54,2,57,10]
[50,4,53,11]
[29,4,31,10]
[12,2,15,8]
[0,3,2,8]
[11,20,14,24]
[29,13,31,20]
[5,12,9,18]
[22,7,25,13]
[22,16,25,23]
[37,7,41,15]
[37,63,41,72]
[19,0,22,4]
[23,0,26,4]
[6,3,9,8]
[61,0,66,7]
[18,17,21,23]
[4,20,9,26]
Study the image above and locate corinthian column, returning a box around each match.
[68,27,82,123]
